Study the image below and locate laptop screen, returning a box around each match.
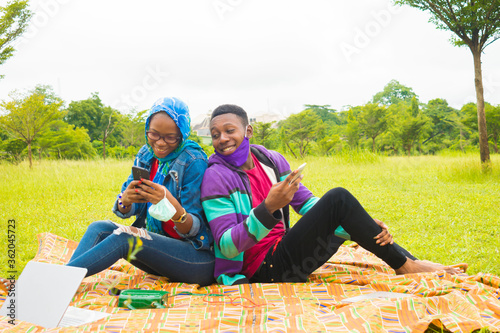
[0,261,87,328]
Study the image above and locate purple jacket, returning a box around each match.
[201,145,318,285]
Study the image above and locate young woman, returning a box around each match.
[66,97,214,286]
[201,104,464,285]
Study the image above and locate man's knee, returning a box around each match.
[324,187,353,203]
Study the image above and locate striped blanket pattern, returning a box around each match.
[0,233,499,332]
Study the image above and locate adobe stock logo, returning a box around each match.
[339,5,403,64]
[462,73,500,105]
[112,65,169,111]
[16,0,71,48]
[212,0,244,21]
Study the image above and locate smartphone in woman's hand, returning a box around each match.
[132,166,150,181]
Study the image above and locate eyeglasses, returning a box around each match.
[146,131,181,144]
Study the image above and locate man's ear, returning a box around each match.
[246,125,254,139]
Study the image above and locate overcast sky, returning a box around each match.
[1,0,499,124]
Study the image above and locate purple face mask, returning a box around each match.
[215,136,250,167]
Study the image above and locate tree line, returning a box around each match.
[251,80,500,158]
[0,86,150,167]
[0,85,213,167]
[1,80,498,167]
[2,0,499,167]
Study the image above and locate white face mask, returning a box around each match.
[148,187,176,221]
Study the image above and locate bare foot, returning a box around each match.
[420,260,468,274]
[395,259,466,275]
[450,263,468,273]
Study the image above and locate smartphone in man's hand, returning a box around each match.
[289,163,306,185]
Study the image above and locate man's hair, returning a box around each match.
[211,104,249,127]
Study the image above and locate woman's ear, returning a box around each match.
[246,125,254,139]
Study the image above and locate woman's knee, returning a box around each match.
[87,220,117,233]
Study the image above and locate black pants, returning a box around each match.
[251,187,417,283]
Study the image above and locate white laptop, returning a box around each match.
[0,261,110,328]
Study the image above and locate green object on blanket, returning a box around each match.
[118,289,169,309]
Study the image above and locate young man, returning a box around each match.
[201,104,463,285]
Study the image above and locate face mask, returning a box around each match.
[148,187,177,221]
[215,134,250,168]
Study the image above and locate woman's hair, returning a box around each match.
[211,104,248,127]
[149,110,169,122]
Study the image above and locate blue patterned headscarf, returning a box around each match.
[145,97,205,235]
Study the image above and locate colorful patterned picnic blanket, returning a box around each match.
[0,233,499,332]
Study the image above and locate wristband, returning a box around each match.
[118,193,130,209]
[172,208,188,224]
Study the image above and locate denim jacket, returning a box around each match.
[113,144,213,251]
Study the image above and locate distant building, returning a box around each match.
[192,115,211,137]
[192,111,285,140]
[192,114,212,145]
[249,113,283,127]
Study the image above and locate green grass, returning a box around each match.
[0,159,130,278]
[287,153,500,276]
[1,153,499,278]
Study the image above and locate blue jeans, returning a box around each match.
[67,221,215,286]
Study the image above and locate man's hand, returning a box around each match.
[373,218,394,246]
[264,169,303,213]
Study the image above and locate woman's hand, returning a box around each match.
[264,169,303,213]
[137,179,192,232]
[373,218,394,246]
[121,180,149,207]
[136,179,180,207]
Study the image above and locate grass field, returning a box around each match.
[0,152,499,278]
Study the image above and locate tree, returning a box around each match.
[0,90,63,167]
[410,96,420,117]
[0,137,25,162]
[462,102,500,153]
[0,1,32,78]
[316,135,341,155]
[304,104,341,125]
[65,93,105,142]
[484,104,500,153]
[345,108,361,149]
[358,103,389,152]
[65,93,121,159]
[280,110,322,158]
[32,84,64,105]
[36,120,95,159]
[395,105,429,156]
[121,109,147,148]
[0,125,8,140]
[422,98,459,144]
[394,0,500,167]
[251,121,277,149]
[100,106,120,160]
[277,126,291,157]
[372,80,418,106]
